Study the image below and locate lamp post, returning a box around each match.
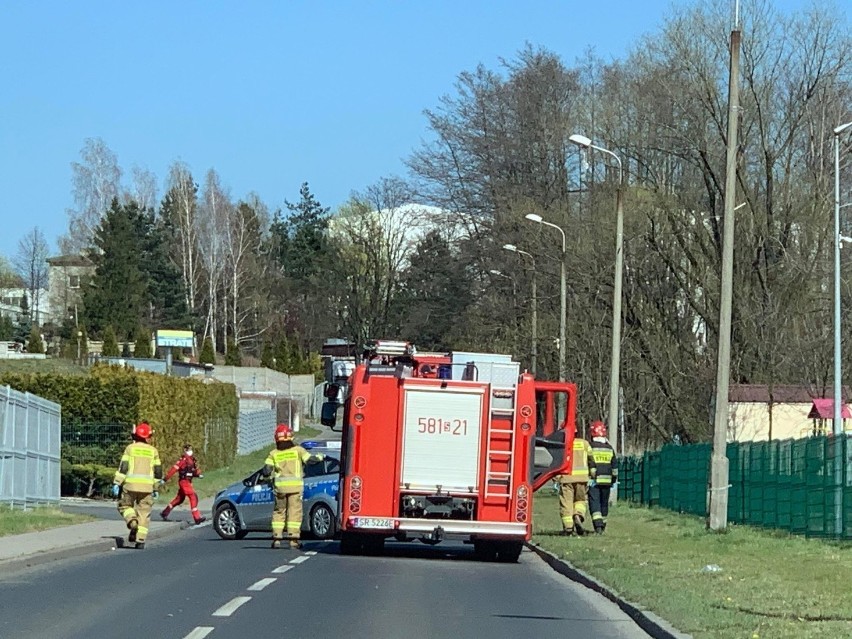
[569,133,624,452]
[524,214,566,385]
[834,121,852,436]
[503,244,537,375]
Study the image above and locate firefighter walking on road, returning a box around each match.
[588,420,618,534]
[559,430,596,536]
[261,424,324,549]
[160,444,206,525]
[112,422,163,549]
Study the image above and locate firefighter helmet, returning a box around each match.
[274,423,294,442]
[590,420,607,438]
[135,422,153,439]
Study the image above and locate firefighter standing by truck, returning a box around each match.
[588,420,618,534]
[558,431,596,536]
[111,422,163,549]
[261,424,324,549]
[160,444,206,525]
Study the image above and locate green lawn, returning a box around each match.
[0,506,96,537]
[531,492,852,639]
[158,425,324,502]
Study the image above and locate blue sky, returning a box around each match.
[0,0,830,259]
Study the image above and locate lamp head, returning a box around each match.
[569,133,592,148]
[525,213,543,223]
[502,244,518,252]
[834,121,852,136]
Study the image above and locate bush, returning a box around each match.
[199,336,215,365]
[27,326,44,354]
[102,325,119,356]
[224,338,241,366]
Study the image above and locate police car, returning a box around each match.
[212,442,340,541]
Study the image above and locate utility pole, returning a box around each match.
[709,10,742,532]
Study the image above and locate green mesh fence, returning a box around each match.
[619,435,851,540]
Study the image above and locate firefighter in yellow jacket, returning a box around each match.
[112,422,163,549]
[261,424,324,549]
[558,430,596,536]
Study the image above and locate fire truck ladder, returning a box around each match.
[484,383,516,499]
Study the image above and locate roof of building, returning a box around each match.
[729,384,850,404]
[807,398,852,419]
[46,255,94,267]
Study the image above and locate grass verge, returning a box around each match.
[160,425,324,501]
[0,358,89,375]
[0,506,96,537]
[531,492,852,639]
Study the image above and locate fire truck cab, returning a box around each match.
[336,340,577,562]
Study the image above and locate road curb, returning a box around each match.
[0,522,187,576]
[527,542,693,639]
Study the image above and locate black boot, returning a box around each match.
[573,514,585,536]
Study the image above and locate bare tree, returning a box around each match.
[197,169,231,352]
[60,138,122,254]
[162,161,201,314]
[14,227,49,326]
[125,165,159,212]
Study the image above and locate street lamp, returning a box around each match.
[834,120,852,436]
[569,133,625,452]
[524,213,567,385]
[503,243,538,375]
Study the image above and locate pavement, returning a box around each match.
[0,495,217,575]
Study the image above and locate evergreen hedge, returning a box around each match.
[0,364,239,496]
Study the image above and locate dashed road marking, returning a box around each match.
[247,577,277,591]
[212,596,252,617]
[183,627,214,639]
[272,565,293,574]
[289,555,309,564]
[305,550,318,556]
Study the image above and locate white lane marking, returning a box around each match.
[183,627,214,639]
[211,596,252,617]
[247,577,277,591]
[272,565,293,574]
[305,551,317,556]
[289,555,309,564]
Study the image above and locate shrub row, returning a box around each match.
[1,364,238,497]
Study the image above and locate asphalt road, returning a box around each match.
[0,526,652,639]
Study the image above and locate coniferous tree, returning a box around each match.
[102,325,120,357]
[121,341,131,357]
[199,336,215,365]
[84,199,148,336]
[27,325,44,354]
[134,327,152,358]
[224,337,242,366]
[0,316,14,340]
[260,340,275,369]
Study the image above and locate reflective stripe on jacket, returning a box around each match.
[589,437,618,485]
[559,439,595,483]
[114,442,163,493]
[263,446,319,493]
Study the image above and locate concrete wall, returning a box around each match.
[211,367,315,415]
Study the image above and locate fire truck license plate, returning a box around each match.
[354,517,392,528]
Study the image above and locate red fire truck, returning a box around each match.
[335,340,577,562]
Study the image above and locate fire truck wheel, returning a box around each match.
[339,532,362,555]
[473,540,498,562]
[309,503,336,539]
[496,541,523,563]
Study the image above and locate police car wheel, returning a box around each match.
[309,503,336,539]
[213,503,242,540]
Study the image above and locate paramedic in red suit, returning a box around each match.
[160,444,206,524]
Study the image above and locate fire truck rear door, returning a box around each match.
[400,386,484,492]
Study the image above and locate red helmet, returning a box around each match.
[274,423,293,442]
[590,420,607,438]
[135,422,153,439]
